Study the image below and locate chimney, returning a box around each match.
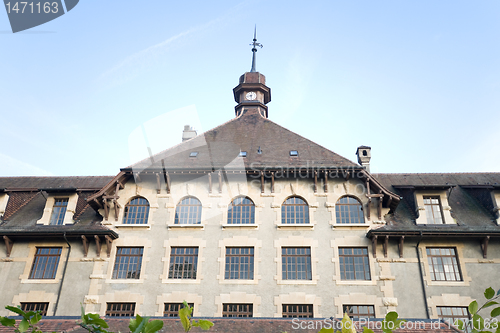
[356,146,371,172]
[182,125,197,142]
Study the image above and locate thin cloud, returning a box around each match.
[0,153,53,176]
[97,1,249,88]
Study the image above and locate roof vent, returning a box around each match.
[257,146,262,154]
[290,150,298,156]
[189,152,198,157]
[239,151,247,157]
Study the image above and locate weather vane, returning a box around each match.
[250,25,262,72]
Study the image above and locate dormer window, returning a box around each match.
[423,196,444,224]
[289,150,298,156]
[49,198,68,225]
[239,151,247,157]
[189,152,198,158]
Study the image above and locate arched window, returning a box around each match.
[335,196,364,224]
[123,197,149,224]
[175,197,202,224]
[227,197,255,224]
[281,197,309,224]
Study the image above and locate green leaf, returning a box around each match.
[363,328,375,333]
[457,320,465,330]
[30,313,42,325]
[0,316,16,327]
[6,306,26,318]
[472,314,484,330]
[341,313,356,333]
[80,306,87,324]
[18,318,29,333]
[385,311,398,323]
[484,301,499,309]
[318,328,334,333]
[194,320,213,331]
[132,315,149,333]
[470,301,479,315]
[179,307,191,332]
[485,288,496,300]
[129,314,143,332]
[491,307,500,318]
[144,320,163,333]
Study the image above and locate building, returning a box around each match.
[1,38,499,325]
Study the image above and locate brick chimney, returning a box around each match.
[356,146,371,172]
[182,125,197,142]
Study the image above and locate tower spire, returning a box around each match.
[250,25,262,72]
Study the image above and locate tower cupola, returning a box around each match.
[233,27,271,118]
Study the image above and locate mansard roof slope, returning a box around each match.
[123,109,361,172]
[370,173,500,237]
[0,176,117,239]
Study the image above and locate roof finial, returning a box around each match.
[250,25,262,72]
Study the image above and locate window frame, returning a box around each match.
[423,196,445,224]
[343,305,376,319]
[338,247,371,281]
[49,198,68,225]
[281,196,310,224]
[20,302,49,316]
[105,303,136,317]
[29,247,62,279]
[227,197,255,225]
[168,247,199,279]
[282,304,313,318]
[112,247,144,279]
[224,247,254,280]
[335,196,365,224]
[426,247,462,282]
[122,197,150,225]
[436,306,470,326]
[222,303,253,317]
[281,247,312,281]
[175,197,202,225]
[163,303,194,317]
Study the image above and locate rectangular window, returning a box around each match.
[225,247,254,280]
[437,306,469,325]
[106,303,135,317]
[423,196,444,224]
[168,247,198,279]
[282,304,313,318]
[282,247,312,280]
[338,247,371,280]
[29,247,62,279]
[49,198,68,225]
[163,303,194,317]
[20,303,49,316]
[343,305,375,319]
[112,247,143,279]
[427,248,462,281]
[222,304,253,317]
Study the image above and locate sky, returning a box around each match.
[1,0,500,177]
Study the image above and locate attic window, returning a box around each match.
[189,152,198,158]
[290,150,298,157]
[239,151,247,157]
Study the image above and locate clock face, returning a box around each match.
[245,91,257,100]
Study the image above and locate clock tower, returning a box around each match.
[233,28,271,118]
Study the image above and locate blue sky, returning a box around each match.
[1,0,499,176]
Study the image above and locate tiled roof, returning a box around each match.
[0,317,456,333]
[0,176,113,190]
[372,173,500,235]
[126,109,360,172]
